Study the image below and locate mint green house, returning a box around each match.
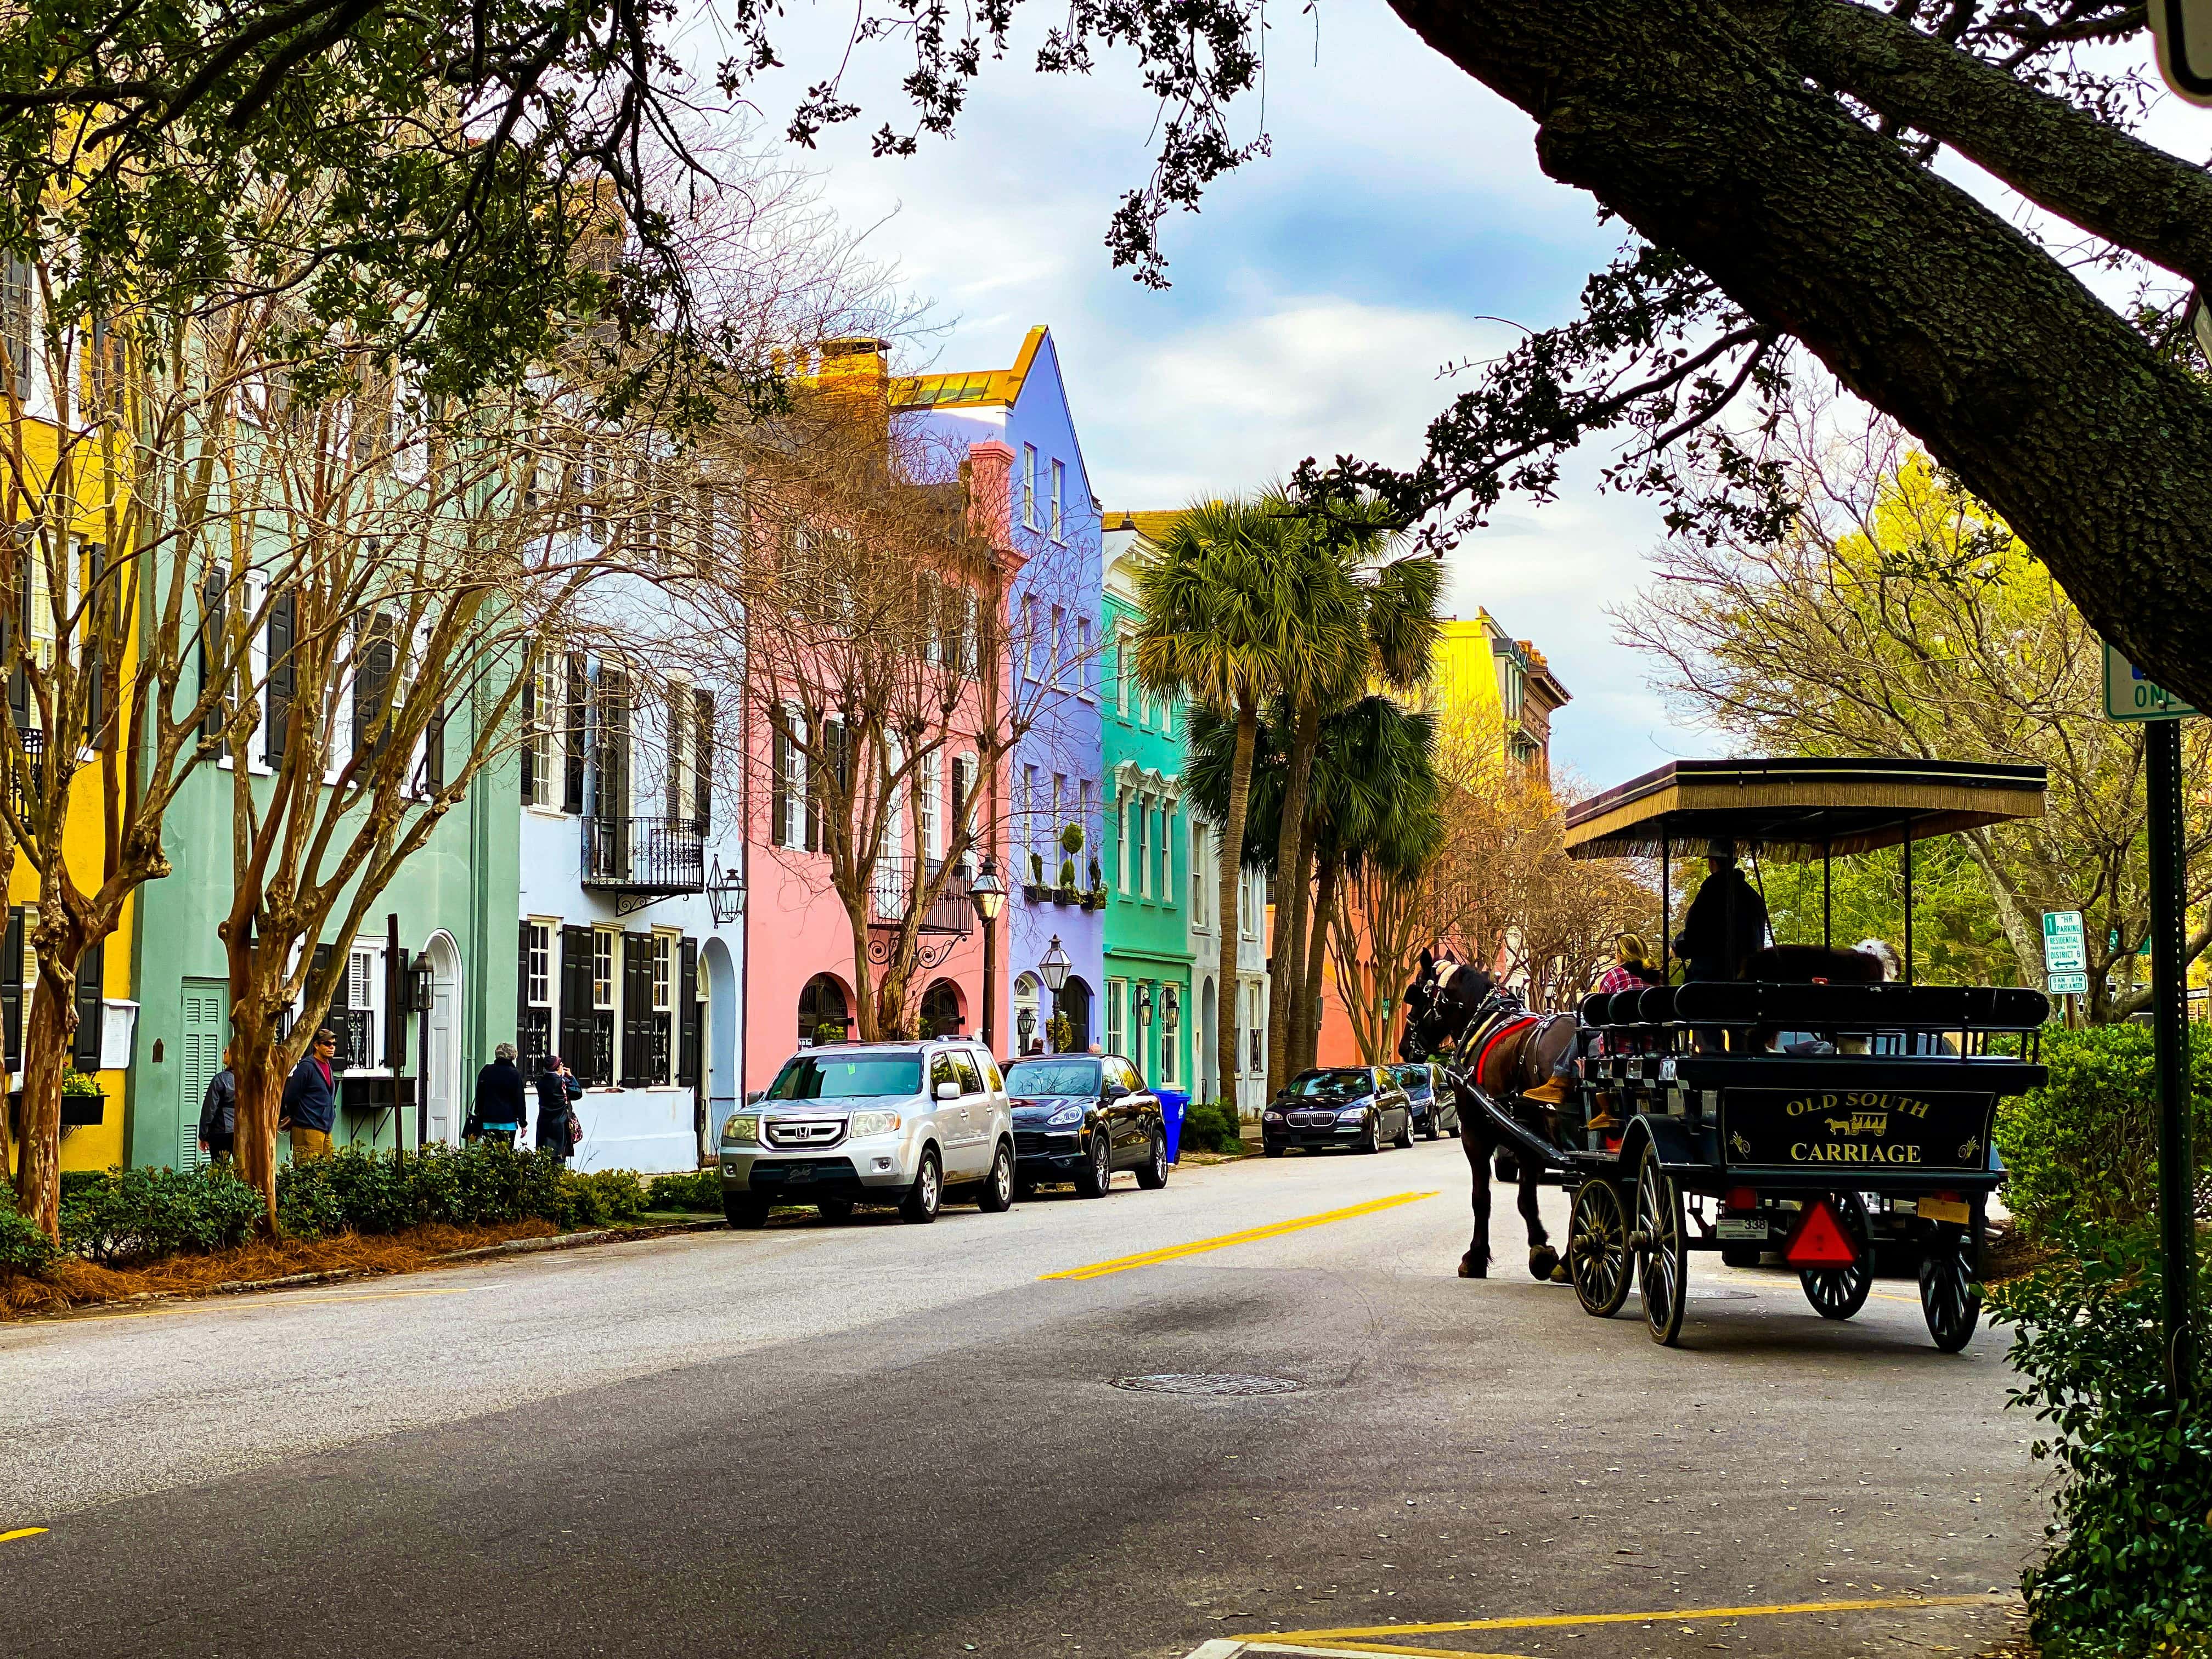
[1098,518,1194,1094]
[125,683,521,1172]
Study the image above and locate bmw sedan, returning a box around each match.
[1262,1066,1415,1156]
[1002,1052,1169,1197]
[1391,1061,1459,1139]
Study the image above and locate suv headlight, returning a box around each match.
[1047,1103,1085,1127]
[847,1109,902,1138]
[723,1113,759,1146]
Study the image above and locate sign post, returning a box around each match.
[2103,641,2197,1399]
[2151,0,2212,105]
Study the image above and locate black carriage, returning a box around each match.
[1481,758,2051,1350]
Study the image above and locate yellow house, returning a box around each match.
[2,261,135,1176]
[1419,610,1571,776]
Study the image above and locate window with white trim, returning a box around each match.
[1022,594,1041,679]
[1022,444,1038,528]
[592,929,617,1011]
[1137,796,1153,900]
[919,751,944,865]
[1050,459,1064,540]
[526,922,552,1007]
[1105,978,1127,1056]
[1076,617,1094,700]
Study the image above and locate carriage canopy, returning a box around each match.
[1561,757,2046,862]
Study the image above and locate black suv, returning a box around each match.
[1262,1066,1415,1156]
[1003,1052,1169,1197]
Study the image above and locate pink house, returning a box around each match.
[739,417,1019,1093]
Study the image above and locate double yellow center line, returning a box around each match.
[1041,1192,1437,1281]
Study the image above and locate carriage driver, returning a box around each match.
[1675,839,1769,982]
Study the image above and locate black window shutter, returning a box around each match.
[199,573,226,748]
[678,937,700,1087]
[619,932,653,1086]
[518,921,533,1025]
[71,939,104,1071]
[562,651,587,813]
[518,658,535,803]
[1,906,20,1073]
[601,666,630,817]
[806,718,831,853]
[422,699,445,792]
[83,543,107,747]
[558,924,596,1084]
[263,588,295,766]
[3,567,21,734]
[665,689,685,821]
[692,691,713,831]
[352,616,393,762]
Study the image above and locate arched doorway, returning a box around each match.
[799,973,851,1047]
[424,931,464,1144]
[1199,976,1218,1101]
[919,978,966,1037]
[703,936,738,1130]
[1059,974,1093,1053]
[1013,973,1041,1054]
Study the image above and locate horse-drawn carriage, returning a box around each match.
[1408,758,2052,1351]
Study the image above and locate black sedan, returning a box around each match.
[1003,1053,1169,1197]
[1262,1066,1415,1156]
[1390,1061,1459,1139]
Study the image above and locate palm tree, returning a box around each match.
[1132,498,1295,1105]
[1262,504,1440,1093]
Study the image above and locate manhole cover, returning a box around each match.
[1109,1373,1304,1397]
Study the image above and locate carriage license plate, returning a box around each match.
[1919,1198,1970,1225]
[1716,1218,1768,1240]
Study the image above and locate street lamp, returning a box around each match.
[968,856,1006,1053]
[1040,934,1071,1051]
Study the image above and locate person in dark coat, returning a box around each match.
[473,1042,529,1148]
[279,1027,340,1161]
[1674,840,1770,982]
[534,1054,583,1161]
[198,1046,238,1163]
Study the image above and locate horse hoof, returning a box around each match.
[1549,1263,1572,1285]
[1529,1245,1559,1282]
[1459,1255,1488,1279]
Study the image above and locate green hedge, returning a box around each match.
[0,1205,58,1275]
[1994,1022,2212,1240]
[60,1164,265,1265]
[645,1167,724,1212]
[1180,1098,1245,1155]
[1990,1222,2212,1654]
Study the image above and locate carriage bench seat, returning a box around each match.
[1662,979,2050,1032]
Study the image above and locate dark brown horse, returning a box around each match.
[1400,950,1571,1282]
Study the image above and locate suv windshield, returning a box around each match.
[1289,1069,1373,1099]
[1004,1058,1101,1097]
[1389,1064,1430,1093]
[765,1054,922,1101]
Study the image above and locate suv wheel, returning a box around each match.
[725,1193,770,1230]
[1136,1128,1169,1189]
[977,1140,1015,1212]
[900,1149,942,1223]
[1076,1130,1114,1198]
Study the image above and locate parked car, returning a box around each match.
[1002,1052,1168,1197]
[1390,1061,1459,1139]
[1261,1066,1415,1156]
[719,1040,1015,1227]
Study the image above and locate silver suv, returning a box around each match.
[719,1040,1015,1227]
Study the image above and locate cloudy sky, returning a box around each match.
[681,3,2185,791]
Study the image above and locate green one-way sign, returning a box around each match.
[2104,644,2198,723]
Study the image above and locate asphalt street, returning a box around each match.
[0,1140,2041,1658]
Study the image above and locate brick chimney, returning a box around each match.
[965,439,1014,551]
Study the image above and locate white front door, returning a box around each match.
[427,978,458,1142]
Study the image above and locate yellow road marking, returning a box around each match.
[1,1528,48,1544]
[1257,1592,2009,1642]
[1042,1192,1439,1281]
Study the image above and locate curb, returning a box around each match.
[43,1216,733,1318]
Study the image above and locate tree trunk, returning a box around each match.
[1296,845,1340,1074]
[1265,701,1322,1094]
[233,1031,285,1221]
[1215,701,1260,1107]
[14,973,71,1239]
[1386,0,2212,715]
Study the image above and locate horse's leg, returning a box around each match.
[1459,1115,1492,1279]
[1521,1164,1564,1283]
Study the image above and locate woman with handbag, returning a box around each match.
[535,1053,585,1161]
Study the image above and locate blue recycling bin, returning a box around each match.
[1155,1088,1190,1163]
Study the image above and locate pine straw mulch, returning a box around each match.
[1980,1220,2058,1286]
[0,1217,559,1319]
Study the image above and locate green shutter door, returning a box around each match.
[178,978,228,1172]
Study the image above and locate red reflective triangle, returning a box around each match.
[1786,1200,1859,1270]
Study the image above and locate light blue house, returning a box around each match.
[898,327,1105,1058]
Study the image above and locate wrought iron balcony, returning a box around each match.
[581,814,707,905]
[865,856,974,968]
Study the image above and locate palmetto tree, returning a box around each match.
[1131,498,1290,1106]
[1262,503,1440,1092]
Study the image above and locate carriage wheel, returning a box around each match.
[1568,1179,1632,1318]
[1634,1149,1687,1347]
[1920,1222,1983,1353]
[1798,1192,1874,1322]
